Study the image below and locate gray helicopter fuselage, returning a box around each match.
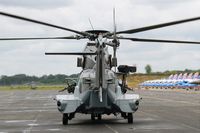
[55,38,140,117]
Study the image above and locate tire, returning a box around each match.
[97,114,102,120]
[121,113,126,119]
[63,113,68,125]
[91,114,95,120]
[127,113,133,124]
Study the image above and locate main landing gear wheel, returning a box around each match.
[127,113,133,123]
[97,114,102,120]
[63,113,68,125]
[91,114,95,120]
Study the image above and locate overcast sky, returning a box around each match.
[0,0,200,76]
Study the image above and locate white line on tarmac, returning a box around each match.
[0,109,56,114]
[47,129,61,131]
[5,120,36,123]
[27,123,39,126]
[104,124,119,133]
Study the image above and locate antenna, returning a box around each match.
[88,18,94,30]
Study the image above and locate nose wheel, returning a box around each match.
[91,114,102,120]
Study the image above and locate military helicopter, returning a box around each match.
[1,10,200,125]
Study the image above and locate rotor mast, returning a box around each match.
[95,33,106,102]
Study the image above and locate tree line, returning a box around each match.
[144,64,200,74]
[0,74,79,86]
[1,65,199,86]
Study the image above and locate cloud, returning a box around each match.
[0,0,200,76]
[0,0,73,9]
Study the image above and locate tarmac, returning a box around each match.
[0,89,199,133]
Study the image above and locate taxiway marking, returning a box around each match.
[5,120,36,123]
[104,124,119,133]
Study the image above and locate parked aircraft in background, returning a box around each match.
[140,72,200,90]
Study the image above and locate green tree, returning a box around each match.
[145,64,152,74]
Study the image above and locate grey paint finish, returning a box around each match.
[55,34,140,123]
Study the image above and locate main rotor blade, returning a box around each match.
[0,36,84,40]
[118,37,200,44]
[0,12,89,37]
[115,16,200,35]
[45,52,97,55]
[113,8,116,38]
